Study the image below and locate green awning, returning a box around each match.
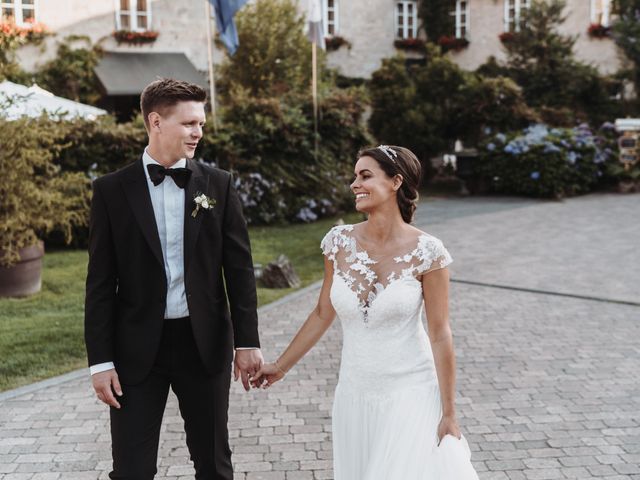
[94,52,207,96]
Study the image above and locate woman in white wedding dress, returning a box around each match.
[252,145,479,479]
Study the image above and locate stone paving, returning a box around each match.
[1,193,639,479]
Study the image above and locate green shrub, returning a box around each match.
[199,88,370,224]
[54,114,147,175]
[34,35,104,106]
[0,116,90,267]
[477,124,615,198]
[368,51,535,173]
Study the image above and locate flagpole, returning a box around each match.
[312,40,318,158]
[204,0,218,132]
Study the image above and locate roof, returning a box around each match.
[0,81,107,120]
[94,52,207,96]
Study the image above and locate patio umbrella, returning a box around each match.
[0,81,107,121]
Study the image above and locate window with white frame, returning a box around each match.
[450,0,470,39]
[322,0,338,37]
[591,0,611,27]
[396,1,418,39]
[504,0,530,32]
[116,0,152,31]
[1,0,36,25]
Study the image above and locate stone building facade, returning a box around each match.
[324,0,621,78]
[3,0,622,82]
[10,0,221,74]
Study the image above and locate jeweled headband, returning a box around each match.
[377,145,397,164]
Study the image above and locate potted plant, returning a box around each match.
[0,116,90,297]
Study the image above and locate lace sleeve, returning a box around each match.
[415,234,453,276]
[320,227,339,261]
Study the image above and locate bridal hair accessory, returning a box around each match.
[377,145,398,164]
[192,192,216,217]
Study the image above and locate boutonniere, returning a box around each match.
[192,192,216,217]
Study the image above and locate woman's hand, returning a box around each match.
[250,362,286,389]
[437,414,461,444]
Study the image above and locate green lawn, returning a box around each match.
[0,213,362,392]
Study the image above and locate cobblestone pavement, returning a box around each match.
[1,193,639,479]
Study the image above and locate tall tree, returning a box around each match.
[612,0,640,104]
[500,0,620,124]
[217,0,324,98]
[418,0,455,44]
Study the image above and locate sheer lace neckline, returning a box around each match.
[323,224,451,323]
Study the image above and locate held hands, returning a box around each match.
[437,414,461,445]
[250,360,287,389]
[92,368,123,409]
[234,349,264,391]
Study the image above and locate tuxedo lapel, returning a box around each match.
[120,158,164,268]
[184,160,209,273]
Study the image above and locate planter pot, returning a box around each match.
[0,241,45,297]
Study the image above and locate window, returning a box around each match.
[450,0,470,39]
[322,0,338,36]
[1,0,36,25]
[504,0,530,32]
[396,1,418,39]
[591,0,611,27]
[116,0,152,31]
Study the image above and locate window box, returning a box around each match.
[499,31,518,44]
[587,23,610,38]
[325,35,351,51]
[0,19,48,47]
[113,29,159,45]
[438,35,469,52]
[394,37,426,52]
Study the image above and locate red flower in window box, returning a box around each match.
[0,19,49,50]
[437,35,469,52]
[393,37,426,52]
[325,36,352,52]
[499,31,518,43]
[587,23,611,38]
[113,30,159,45]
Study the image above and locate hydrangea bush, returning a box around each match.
[477,123,616,198]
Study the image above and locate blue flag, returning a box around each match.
[209,0,248,55]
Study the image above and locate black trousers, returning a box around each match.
[109,317,233,480]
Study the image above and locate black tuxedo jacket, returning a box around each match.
[84,158,259,385]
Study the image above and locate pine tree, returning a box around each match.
[612,0,640,104]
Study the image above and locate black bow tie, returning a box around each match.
[146,163,192,189]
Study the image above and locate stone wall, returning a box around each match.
[12,0,624,80]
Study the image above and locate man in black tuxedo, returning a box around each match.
[84,78,263,479]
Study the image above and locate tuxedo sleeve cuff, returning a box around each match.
[89,362,115,375]
[235,347,259,350]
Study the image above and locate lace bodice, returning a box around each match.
[321,224,453,392]
[321,224,452,322]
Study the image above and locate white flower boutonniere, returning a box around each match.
[192,192,216,218]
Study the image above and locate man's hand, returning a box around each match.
[234,349,264,392]
[92,368,123,409]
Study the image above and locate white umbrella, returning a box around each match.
[0,81,107,121]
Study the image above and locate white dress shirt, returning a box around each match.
[90,149,254,376]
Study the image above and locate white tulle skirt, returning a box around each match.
[332,381,480,480]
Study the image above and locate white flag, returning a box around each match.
[307,0,326,49]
